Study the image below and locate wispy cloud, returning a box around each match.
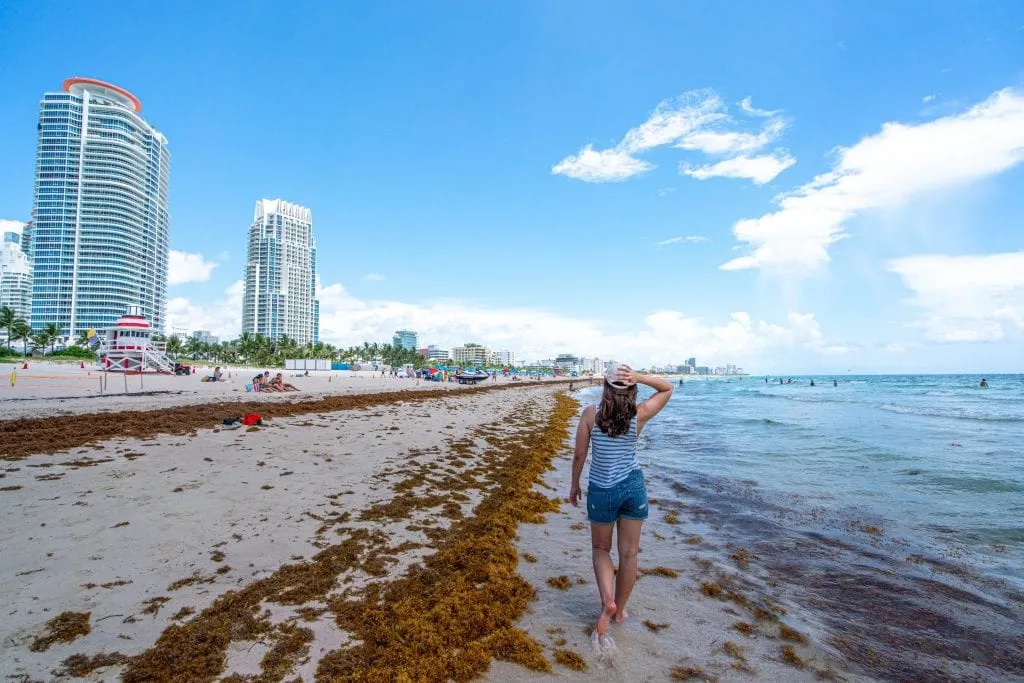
[888,251,1024,342]
[362,273,385,282]
[657,235,710,246]
[551,146,653,182]
[922,94,936,103]
[552,90,794,184]
[738,96,779,118]
[656,186,676,197]
[168,250,218,285]
[722,87,1024,273]
[682,151,795,185]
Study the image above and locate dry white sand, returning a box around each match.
[0,386,556,681]
[0,360,560,420]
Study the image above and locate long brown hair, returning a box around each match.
[595,381,638,438]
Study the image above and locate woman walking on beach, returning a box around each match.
[570,363,673,638]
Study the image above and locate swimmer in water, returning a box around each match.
[570,363,673,639]
[980,378,989,388]
[810,379,816,387]
[833,379,837,387]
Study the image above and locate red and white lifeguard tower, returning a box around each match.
[97,306,174,373]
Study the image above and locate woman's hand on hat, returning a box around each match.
[617,365,639,386]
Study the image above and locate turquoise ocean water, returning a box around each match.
[581,374,1024,680]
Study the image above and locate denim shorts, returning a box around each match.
[587,469,649,524]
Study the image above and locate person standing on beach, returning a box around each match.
[569,362,673,639]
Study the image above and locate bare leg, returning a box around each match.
[590,523,617,637]
[613,518,643,623]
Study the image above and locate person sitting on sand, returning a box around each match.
[569,362,673,640]
[251,373,264,392]
[258,371,282,392]
[270,373,298,391]
[209,366,223,382]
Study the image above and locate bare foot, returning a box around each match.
[613,608,630,624]
[596,601,617,637]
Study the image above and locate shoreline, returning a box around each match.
[496,390,866,682]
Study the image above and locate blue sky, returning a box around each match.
[1,1,1022,372]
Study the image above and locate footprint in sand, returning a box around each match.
[590,630,617,666]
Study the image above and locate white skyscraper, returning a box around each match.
[0,229,32,320]
[25,77,170,337]
[242,199,319,345]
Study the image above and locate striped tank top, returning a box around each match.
[589,405,640,488]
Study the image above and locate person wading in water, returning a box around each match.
[570,362,673,638]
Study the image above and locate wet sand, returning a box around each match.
[494,406,869,682]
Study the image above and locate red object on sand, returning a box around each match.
[80,361,85,369]
[22,362,28,370]
[241,413,262,426]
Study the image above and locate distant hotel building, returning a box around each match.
[242,199,319,345]
[424,345,449,362]
[25,77,170,337]
[192,329,218,345]
[0,229,32,320]
[452,343,490,365]
[491,349,515,367]
[393,329,417,350]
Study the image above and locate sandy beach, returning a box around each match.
[0,360,563,421]
[1,378,865,681]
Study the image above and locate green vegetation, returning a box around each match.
[161,333,427,369]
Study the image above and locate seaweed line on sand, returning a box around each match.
[103,391,578,682]
[0,380,578,460]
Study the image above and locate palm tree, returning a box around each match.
[31,331,51,356]
[75,330,91,347]
[183,336,202,361]
[165,336,183,359]
[11,320,31,356]
[0,306,16,351]
[43,323,61,354]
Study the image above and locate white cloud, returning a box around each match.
[676,117,786,155]
[362,273,385,282]
[551,145,654,182]
[738,97,779,118]
[888,252,1024,342]
[166,275,841,366]
[682,151,796,185]
[922,94,936,103]
[722,88,1024,273]
[168,250,218,285]
[314,281,837,367]
[0,219,26,235]
[656,187,676,197]
[552,89,792,184]
[166,280,244,339]
[657,236,710,246]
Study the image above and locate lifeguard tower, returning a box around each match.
[97,306,174,373]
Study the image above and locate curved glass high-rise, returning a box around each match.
[24,77,170,338]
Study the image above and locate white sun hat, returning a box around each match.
[604,361,633,389]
